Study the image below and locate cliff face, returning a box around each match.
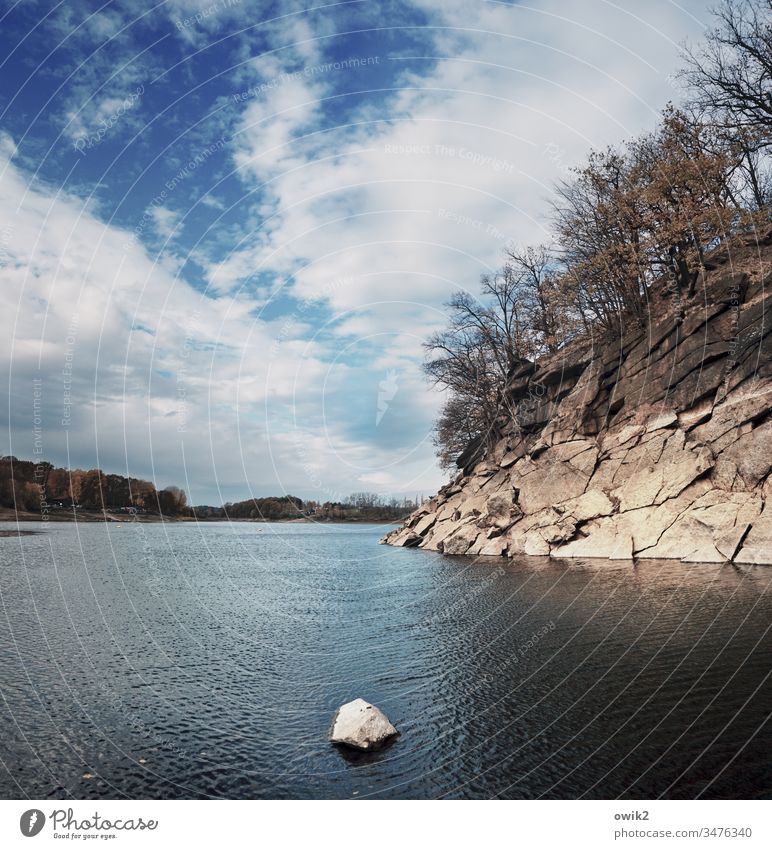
[384,232,772,564]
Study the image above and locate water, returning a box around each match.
[0,520,769,800]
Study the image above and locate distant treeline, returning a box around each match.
[0,456,188,515]
[193,491,419,521]
[0,457,418,521]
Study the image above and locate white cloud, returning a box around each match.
[217,0,714,340]
[0,132,441,501]
[2,0,716,503]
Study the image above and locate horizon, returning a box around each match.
[1,450,428,508]
[1,0,713,504]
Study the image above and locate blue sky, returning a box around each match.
[1,0,712,504]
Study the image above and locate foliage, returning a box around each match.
[427,0,771,468]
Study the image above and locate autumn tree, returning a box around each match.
[553,107,731,327]
[634,108,731,311]
[157,485,188,516]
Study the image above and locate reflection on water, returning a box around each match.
[0,521,769,799]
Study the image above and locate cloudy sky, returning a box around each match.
[0,0,713,505]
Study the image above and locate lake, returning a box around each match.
[0,520,769,799]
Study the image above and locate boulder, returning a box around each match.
[734,509,772,564]
[551,518,633,560]
[646,410,678,432]
[478,537,508,556]
[722,420,772,487]
[386,527,422,547]
[329,699,399,751]
[442,521,482,554]
[413,513,437,535]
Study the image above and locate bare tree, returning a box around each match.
[424,271,544,468]
[681,0,772,130]
[680,0,772,210]
[504,244,567,353]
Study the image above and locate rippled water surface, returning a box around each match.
[0,520,769,799]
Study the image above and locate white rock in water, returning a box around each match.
[329,699,399,751]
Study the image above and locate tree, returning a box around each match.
[503,245,567,353]
[553,107,731,327]
[157,485,187,516]
[680,0,772,210]
[423,301,504,468]
[423,266,556,467]
[553,144,649,331]
[681,0,772,134]
[634,108,731,307]
[432,393,493,469]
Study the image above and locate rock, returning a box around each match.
[382,238,772,564]
[734,509,772,564]
[419,518,460,551]
[562,490,617,522]
[413,513,437,535]
[552,519,631,559]
[479,492,522,530]
[478,537,508,556]
[722,421,772,487]
[615,424,645,445]
[715,522,751,561]
[441,521,481,554]
[514,454,590,514]
[387,527,421,547]
[646,410,678,432]
[329,699,399,751]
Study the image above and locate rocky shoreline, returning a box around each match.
[383,233,772,565]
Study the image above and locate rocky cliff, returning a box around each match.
[384,232,772,564]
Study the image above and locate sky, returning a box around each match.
[0,0,714,505]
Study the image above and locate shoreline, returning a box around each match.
[0,508,402,526]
